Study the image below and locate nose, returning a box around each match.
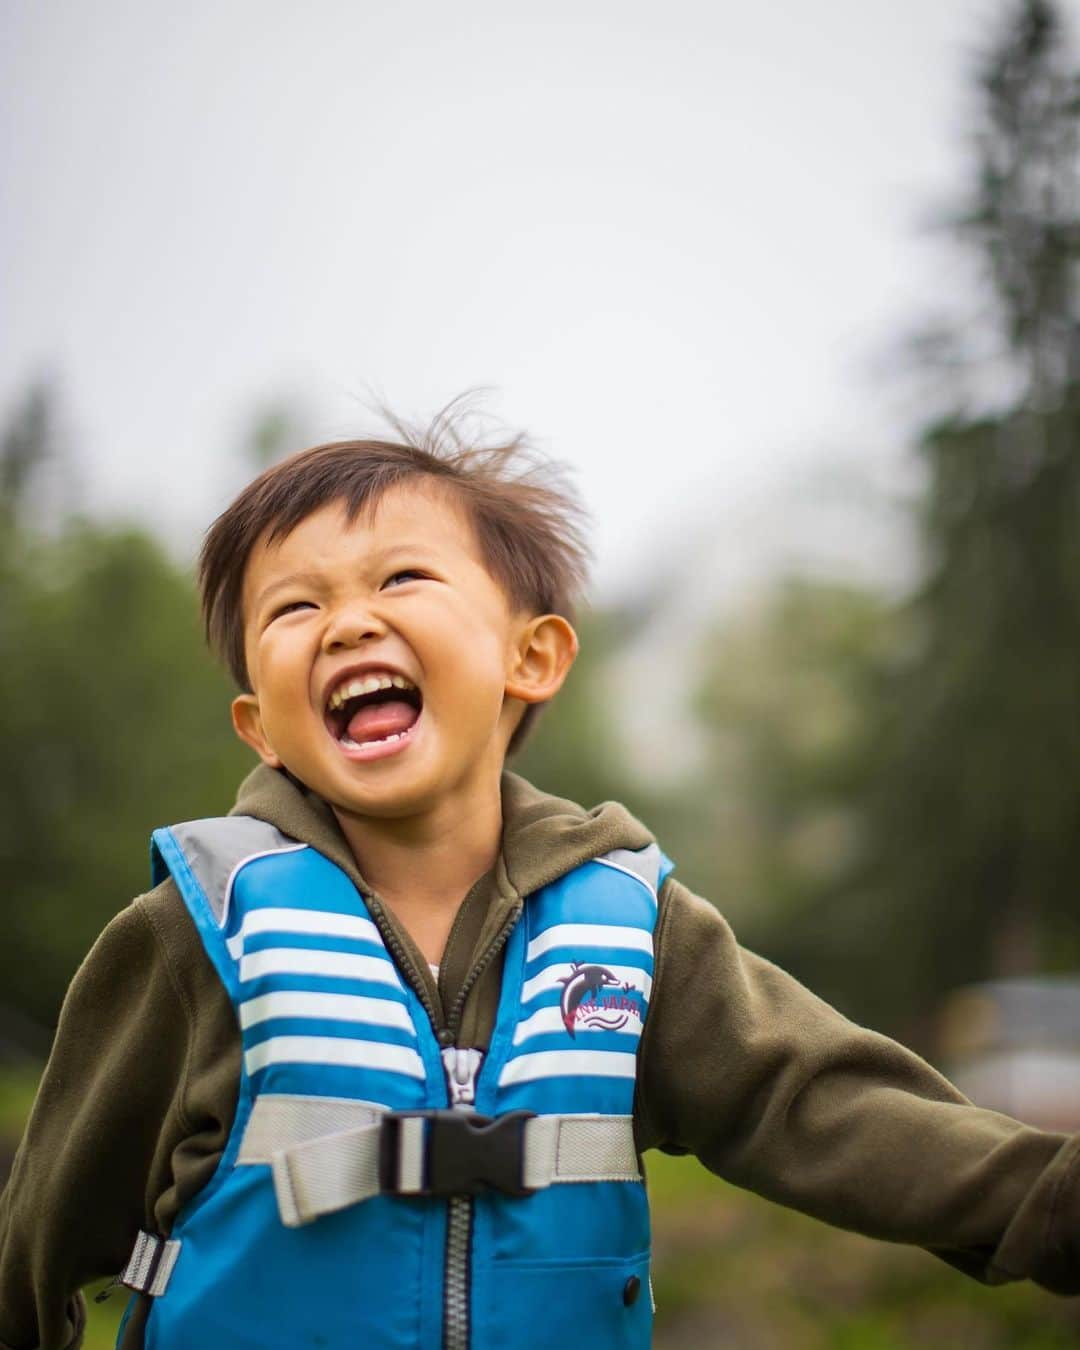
[322,600,386,653]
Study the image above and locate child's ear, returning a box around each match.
[505,614,578,705]
[231,693,284,768]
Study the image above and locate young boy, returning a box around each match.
[0,426,1077,1350]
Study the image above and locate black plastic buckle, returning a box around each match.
[379,1109,537,1197]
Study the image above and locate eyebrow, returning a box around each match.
[252,570,328,612]
[379,544,440,564]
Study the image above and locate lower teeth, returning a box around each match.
[341,731,403,750]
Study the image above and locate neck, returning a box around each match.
[332,775,504,964]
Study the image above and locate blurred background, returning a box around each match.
[2,0,1079,1344]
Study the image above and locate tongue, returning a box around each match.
[346,699,419,744]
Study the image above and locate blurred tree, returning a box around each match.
[0,382,55,514]
[0,377,79,537]
[0,389,253,1031]
[690,581,898,1022]
[687,0,1079,1041]
[965,0,1078,398]
[864,0,1080,1017]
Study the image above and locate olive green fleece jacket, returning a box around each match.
[2,766,1079,1349]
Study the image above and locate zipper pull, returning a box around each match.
[441,1046,484,1110]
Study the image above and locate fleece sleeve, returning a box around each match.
[0,881,240,1350]
[636,877,1080,1294]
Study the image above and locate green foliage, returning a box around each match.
[0,382,55,512]
[864,0,1080,1010]
[868,404,1080,1009]
[690,580,900,1023]
[0,465,253,1029]
[695,580,889,914]
[646,1152,1080,1348]
[686,0,1080,1039]
[960,0,1077,388]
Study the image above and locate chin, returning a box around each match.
[326,769,444,820]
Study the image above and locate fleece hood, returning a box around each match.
[229,764,654,887]
[226,763,656,1036]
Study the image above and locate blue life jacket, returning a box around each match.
[125,816,672,1350]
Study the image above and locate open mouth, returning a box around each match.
[324,671,423,753]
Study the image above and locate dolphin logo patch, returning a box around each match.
[557,963,642,1038]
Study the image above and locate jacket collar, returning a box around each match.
[228,763,655,904]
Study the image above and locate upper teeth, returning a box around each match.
[327,673,415,712]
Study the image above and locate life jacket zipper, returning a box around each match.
[445,901,522,1041]
[361,893,442,1029]
[441,1045,483,1350]
[442,1046,484,1108]
[439,906,521,1350]
[364,886,523,1350]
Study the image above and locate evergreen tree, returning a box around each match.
[689,0,1079,1041]
[867,0,1080,1019]
[0,388,253,1031]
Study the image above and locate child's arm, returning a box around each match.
[0,882,239,1350]
[638,877,1078,1293]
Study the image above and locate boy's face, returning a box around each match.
[232,481,574,823]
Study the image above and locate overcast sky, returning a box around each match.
[1,0,1031,596]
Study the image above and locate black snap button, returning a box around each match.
[622,1275,641,1306]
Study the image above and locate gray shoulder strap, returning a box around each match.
[156,816,302,926]
[595,842,665,898]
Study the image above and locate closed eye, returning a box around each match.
[382,569,429,589]
[269,600,317,621]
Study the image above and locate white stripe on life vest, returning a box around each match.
[511,1004,644,1045]
[239,990,415,1033]
[521,963,652,1006]
[244,1035,425,1079]
[239,948,402,987]
[499,1049,639,1086]
[526,923,653,962]
[226,908,381,959]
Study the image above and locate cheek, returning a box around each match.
[252,643,313,721]
[455,627,511,683]
[463,657,517,729]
